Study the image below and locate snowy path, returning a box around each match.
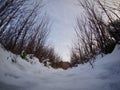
[0,45,120,90]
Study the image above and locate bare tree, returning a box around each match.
[0,0,25,36]
[0,0,64,68]
[71,0,119,65]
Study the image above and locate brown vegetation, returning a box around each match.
[0,0,68,69]
[70,0,120,66]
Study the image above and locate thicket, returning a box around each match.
[70,0,120,67]
[0,0,63,68]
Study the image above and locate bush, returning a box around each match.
[21,50,27,59]
[107,19,120,43]
[103,40,116,54]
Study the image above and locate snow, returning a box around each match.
[0,44,120,90]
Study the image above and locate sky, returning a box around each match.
[33,0,119,61]
[28,0,82,61]
[42,0,120,61]
[42,0,81,61]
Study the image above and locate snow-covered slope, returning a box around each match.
[0,44,120,90]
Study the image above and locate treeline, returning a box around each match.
[0,0,67,69]
[70,0,120,67]
[1,0,119,70]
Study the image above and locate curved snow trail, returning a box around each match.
[0,45,120,90]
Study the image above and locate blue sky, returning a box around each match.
[42,0,81,61]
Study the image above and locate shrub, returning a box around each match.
[21,50,27,60]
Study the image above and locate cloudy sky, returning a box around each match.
[42,0,81,61]
[43,0,119,61]
[33,0,118,61]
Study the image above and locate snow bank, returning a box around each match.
[0,44,120,90]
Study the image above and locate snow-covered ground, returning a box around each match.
[0,44,120,90]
